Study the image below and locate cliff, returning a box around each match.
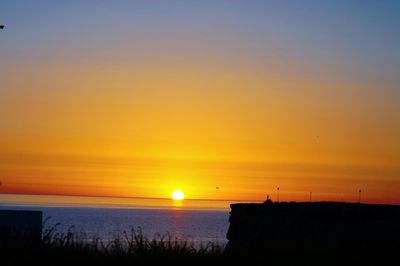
[225,202,400,260]
[0,210,42,246]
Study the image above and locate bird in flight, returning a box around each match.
[0,25,4,29]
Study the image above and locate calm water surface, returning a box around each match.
[0,194,258,244]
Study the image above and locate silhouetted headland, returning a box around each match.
[0,210,42,246]
[225,201,400,263]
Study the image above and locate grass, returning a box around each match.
[1,224,225,265]
[2,221,398,265]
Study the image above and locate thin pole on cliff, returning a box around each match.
[277,187,280,203]
[310,192,312,202]
[358,189,362,203]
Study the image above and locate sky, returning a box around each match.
[0,0,399,204]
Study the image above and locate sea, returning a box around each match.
[0,194,259,245]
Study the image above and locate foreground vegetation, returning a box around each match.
[1,225,225,265]
[1,224,398,265]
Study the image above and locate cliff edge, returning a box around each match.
[225,202,400,261]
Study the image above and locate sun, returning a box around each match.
[171,190,185,200]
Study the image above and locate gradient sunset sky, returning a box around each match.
[1,1,399,204]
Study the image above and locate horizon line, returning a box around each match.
[0,192,262,203]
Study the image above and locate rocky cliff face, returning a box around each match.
[225,202,400,257]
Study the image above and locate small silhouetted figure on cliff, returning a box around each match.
[264,195,273,204]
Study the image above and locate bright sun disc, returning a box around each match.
[172,190,184,200]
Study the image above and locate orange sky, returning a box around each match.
[0,1,399,204]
